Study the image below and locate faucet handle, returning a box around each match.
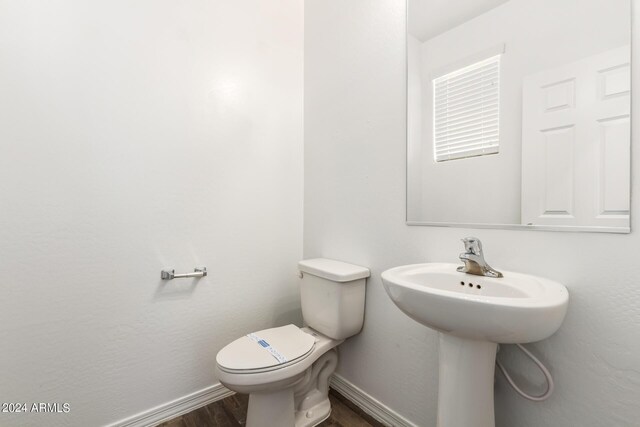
[461,237,482,255]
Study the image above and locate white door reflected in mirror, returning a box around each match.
[406,0,631,233]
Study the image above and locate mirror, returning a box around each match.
[407,0,631,233]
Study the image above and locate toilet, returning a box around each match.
[215,258,370,427]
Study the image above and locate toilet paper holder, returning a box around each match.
[161,267,207,280]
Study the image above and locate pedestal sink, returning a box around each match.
[381,263,568,427]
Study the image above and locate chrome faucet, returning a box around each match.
[457,237,503,278]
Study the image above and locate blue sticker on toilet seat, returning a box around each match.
[247,333,288,364]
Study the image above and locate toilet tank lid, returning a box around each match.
[298,258,370,282]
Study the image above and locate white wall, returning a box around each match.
[305,0,640,426]
[407,34,424,221]
[409,0,630,224]
[0,1,303,426]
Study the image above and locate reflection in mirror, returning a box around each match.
[407,0,631,232]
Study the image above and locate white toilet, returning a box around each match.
[215,258,370,427]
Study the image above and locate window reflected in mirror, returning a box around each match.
[407,0,631,232]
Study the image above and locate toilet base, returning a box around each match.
[247,387,296,427]
[294,394,331,427]
[243,346,339,427]
[293,348,338,426]
[245,387,332,427]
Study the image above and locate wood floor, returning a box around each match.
[158,389,384,427]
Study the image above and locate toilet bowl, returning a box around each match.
[216,325,343,426]
[215,258,370,427]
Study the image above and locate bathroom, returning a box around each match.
[0,0,638,426]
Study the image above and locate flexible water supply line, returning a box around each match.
[496,344,555,402]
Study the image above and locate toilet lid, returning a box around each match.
[216,324,316,372]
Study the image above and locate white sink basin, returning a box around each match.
[381,262,568,343]
[381,261,569,427]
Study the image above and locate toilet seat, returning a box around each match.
[216,324,316,374]
[215,325,344,399]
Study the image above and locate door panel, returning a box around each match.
[521,46,630,227]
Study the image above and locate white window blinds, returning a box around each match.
[433,55,501,162]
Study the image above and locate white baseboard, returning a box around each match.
[106,375,414,427]
[330,374,418,427]
[105,383,234,427]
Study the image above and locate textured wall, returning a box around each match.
[304,0,640,426]
[0,1,303,426]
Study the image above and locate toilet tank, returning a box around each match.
[298,258,370,340]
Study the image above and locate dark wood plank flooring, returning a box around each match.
[158,389,384,427]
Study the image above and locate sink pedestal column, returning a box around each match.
[437,333,498,427]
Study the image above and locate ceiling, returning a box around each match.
[408,0,511,42]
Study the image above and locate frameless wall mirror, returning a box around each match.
[406,0,632,233]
